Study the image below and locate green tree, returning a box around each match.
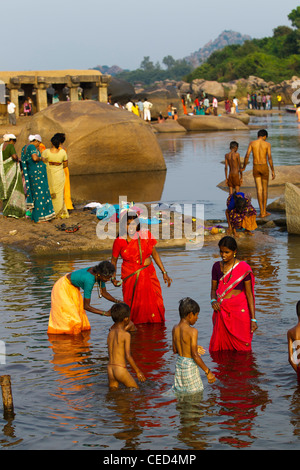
[288,6,300,29]
[140,56,155,72]
[162,55,176,69]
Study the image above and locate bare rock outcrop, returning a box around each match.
[16,101,166,175]
[178,114,248,131]
[285,182,300,235]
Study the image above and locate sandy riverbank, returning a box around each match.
[0,204,280,257]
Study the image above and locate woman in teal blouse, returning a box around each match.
[48,261,121,335]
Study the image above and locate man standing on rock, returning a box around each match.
[212,97,218,116]
[143,98,153,122]
[242,129,275,218]
[7,99,16,126]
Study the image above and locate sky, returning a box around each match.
[1,0,299,72]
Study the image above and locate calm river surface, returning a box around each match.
[0,113,300,450]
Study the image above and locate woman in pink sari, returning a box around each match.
[209,236,257,351]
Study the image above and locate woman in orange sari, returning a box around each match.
[111,210,172,324]
[209,236,257,351]
[48,261,118,335]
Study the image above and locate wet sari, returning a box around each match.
[0,143,26,218]
[209,261,255,352]
[112,229,165,324]
[21,144,55,223]
[47,275,91,335]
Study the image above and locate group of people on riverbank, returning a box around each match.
[0,132,73,223]
[107,95,153,122]
[247,92,273,110]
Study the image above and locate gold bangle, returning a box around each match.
[205,369,210,375]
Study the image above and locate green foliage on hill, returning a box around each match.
[185,7,300,83]
[116,56,193,86]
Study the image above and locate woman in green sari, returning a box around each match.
[21,135,56,223]
[0,134,26,218]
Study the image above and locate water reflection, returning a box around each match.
[48,331,93,391]
[130,324,169,382]
[175,393,208,450]
[210,350,270,448]
[289,386,300,437]
[70,170,166,204]
[0,247,75,315]
[105,389,144,450]
[240,243,282,316]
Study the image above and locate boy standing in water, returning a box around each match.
[287,301,300,379]
[107,303,145,389]
[172,298,216,394]
[225,141,243,195]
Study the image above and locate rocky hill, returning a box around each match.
[92,64,124,76]
[92,30,251,75]
[184,30,252,68]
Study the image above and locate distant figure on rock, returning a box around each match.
[212,97,218,116]
[242,129,275,218]
[143,98,153,122]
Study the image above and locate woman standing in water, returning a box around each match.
[209,236,257,351]
[48,261,119,335]
[111,209,172,324]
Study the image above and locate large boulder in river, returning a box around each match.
[285,182,300,235]
[16,101,166,175]
[108,77,136,104]
[178,114,249,131]
[136,86,183,119]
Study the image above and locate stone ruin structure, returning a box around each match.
[0,69,111,119]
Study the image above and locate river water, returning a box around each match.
[0,113,300,450]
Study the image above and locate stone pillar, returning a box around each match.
[69,76,81,102]
[69,86,79,101]
[36,78,48,112]
[97,75,111,103]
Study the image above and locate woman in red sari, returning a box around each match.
[209,236,257,351]
[111,210,172,324]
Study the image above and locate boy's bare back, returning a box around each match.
[107,327,128,367]
[172,322,196,358]
[225,150,241,174]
